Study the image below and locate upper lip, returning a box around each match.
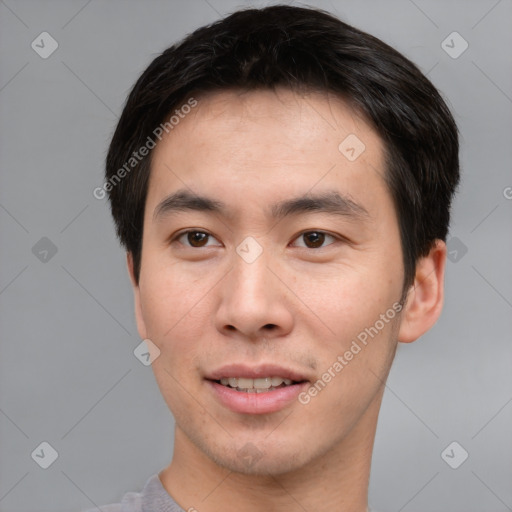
[206,364,311,383]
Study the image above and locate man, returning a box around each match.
[88,4,459,511]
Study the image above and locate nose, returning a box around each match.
[214,245,294,341]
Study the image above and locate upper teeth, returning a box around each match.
[220,377,293,389]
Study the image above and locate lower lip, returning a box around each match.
[207,380,308,414]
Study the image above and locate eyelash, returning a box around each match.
[171,229,341,249]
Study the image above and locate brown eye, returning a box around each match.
[175,230,221,248]
[187,231,209,247]
[293,231,336,249]
[303,231,325,248]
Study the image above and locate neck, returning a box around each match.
[160,389,383,512]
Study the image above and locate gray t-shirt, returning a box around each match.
[83,474,185,512]
[83,473,378,512]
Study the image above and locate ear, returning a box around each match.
[398,240,446,343]
[127,252,148,340]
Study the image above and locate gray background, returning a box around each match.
[0,0,511,511]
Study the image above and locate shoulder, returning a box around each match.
[79,473,174,512]
[80,485,143,512]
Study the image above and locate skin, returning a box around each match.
[127,88,446,512]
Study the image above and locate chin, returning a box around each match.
[218,449,310,476]
[195,433,319,477]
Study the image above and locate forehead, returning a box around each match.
[147,88,390,220]
[155,87,382,155]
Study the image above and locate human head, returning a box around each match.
[104,4,460,297]
[101,4,460,484]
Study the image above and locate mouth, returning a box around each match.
[214,376,305,393]
[205,364,311,414]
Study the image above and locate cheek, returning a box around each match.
[299,314,400,432]
[139,255,212,335]
[289,258,401,338]
[138,261,220,387]
[290,261,402,408]
[138,268,209,412]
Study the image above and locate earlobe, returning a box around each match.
[126,252,148,340]
[398,240,446,343]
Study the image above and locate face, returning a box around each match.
[131,88,406,476]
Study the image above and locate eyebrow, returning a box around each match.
[153,188,369,222]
